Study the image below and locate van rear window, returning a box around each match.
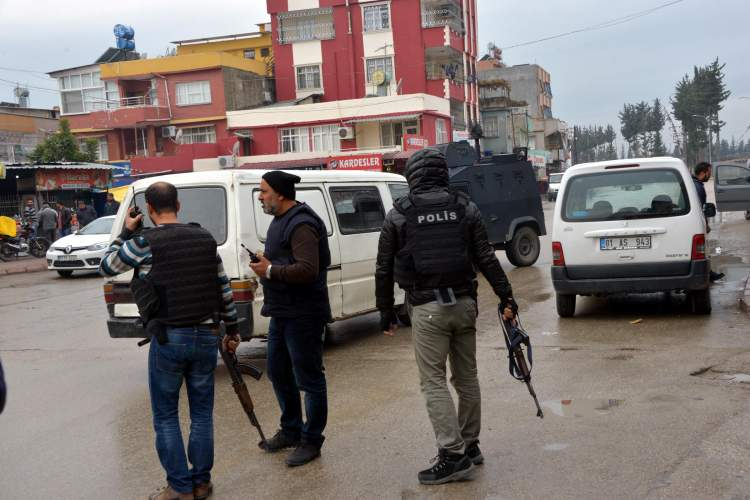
[562,169,690,222]
[133,186,227,244]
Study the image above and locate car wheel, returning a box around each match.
[556,293,576,317]
[688,288,711,315]
[57,270,74,278]
[397,300,412,326]
[506,226,540,267]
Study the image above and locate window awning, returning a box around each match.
[345,113,422,125]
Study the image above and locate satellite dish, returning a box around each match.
[371,70,387,87]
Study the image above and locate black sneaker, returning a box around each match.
[465,442,484,465]
[710,271,725,282]
[417,449,475,485]
[285,443,321,467]
[261,429,300,452]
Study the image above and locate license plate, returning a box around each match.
[600,236,651,250]
[57,255,78,261]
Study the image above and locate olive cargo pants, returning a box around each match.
[411,296,480,455]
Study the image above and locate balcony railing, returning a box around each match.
[421,0,465,34]
[88,95,158,111]
[425,61,465,83]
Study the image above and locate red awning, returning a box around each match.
[383,150,417,161]
[238,157,328,170]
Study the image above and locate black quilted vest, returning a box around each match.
[260,203,331,319]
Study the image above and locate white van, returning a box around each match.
[547,172,563,201]
[103,169,411,340]
[551,157,715,317]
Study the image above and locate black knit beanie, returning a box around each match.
[262,170,301,200]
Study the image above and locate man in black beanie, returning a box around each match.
[249,170,331,466]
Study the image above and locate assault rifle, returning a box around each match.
[218,329,268,448]
[499,312,544,418]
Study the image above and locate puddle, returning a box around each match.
[543,443,569,451]
[541,331,559,336]
[605,354,633,361]
[541,399,624,417]
[550,347,580,351]
[718,373,750,384]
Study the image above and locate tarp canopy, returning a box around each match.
[109,184,131,203]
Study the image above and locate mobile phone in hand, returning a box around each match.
[241,243,261,263]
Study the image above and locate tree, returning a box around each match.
[619,100,666,157]
[649,99,667,156]
[28,119,95,163]
[671,58,731,164]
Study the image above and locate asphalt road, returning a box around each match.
[1,202,749,500]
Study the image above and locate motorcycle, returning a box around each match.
[0,221,50,261]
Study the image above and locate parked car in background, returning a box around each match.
[551,157,714,317]
[547,172,564,201]
[46,216,115,277]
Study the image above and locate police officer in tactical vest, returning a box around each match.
[375,148,517,485]
[248,170,331,467]
[100,182,240,500]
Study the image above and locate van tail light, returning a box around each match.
[231,278,258,302]
[691,234,706,260]
[103,282,114,304]
[552,241,566,266]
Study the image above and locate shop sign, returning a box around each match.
[328,154,383,171]
[403,134,429,151]
[35,169,110,191]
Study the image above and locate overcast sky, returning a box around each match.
[1,0,748,145]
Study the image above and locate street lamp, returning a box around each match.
[692,114,712,164]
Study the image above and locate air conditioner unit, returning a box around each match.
[218,155,236,169]
[161,126,177,138]
[338,126,355,140]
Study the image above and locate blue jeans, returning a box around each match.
[148,327,218,493]
[267,317,328,447]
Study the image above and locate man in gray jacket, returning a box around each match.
[38,203,58,243]
[376,148,517,485]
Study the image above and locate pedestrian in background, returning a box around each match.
[76,200,97,228]
[375,148,517,485]
[249,171,331,467]
[56,202,72,238]
[692,162,724,282]
[100,182,239,500]
[103,192,121,216]
[22,199,37,236]
[38,203,58,243]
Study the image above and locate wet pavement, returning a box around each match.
[1,202,749,500]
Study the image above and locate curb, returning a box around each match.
[740,272,750,316]
[0,260,48,276]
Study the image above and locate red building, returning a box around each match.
[48,31,273,175]
[222,0,478,170]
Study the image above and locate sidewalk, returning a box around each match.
[0,257,48,276]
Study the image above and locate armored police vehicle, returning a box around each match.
[436,142,546,267]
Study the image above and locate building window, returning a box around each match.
[363,4,390,32]
[278,8,335,44]
[244,49,256,59]
[483,117,500,138]
[57,69,107,114]
[296,65,322,91]
[77,137,109,161]
[260,47,270,57]
[312,125,341,153]
[366,56,394,97]
[381,120,418,147]
[180,126,216,144]
[280,127,310,153]
[176,81,212,106]
[105,81,120,109]
[435,118,449,143]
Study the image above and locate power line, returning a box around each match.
[501,0,685,50]
[0,77,59,94]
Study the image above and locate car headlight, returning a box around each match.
[87,242,109,251]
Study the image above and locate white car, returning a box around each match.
[46,216,115,277]
[547,172,563,201]
[551,158,714,317]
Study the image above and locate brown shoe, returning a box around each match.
[194,482,213,500]
[148,485,194,500]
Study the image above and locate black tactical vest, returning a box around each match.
[261,203,331,319]
[142,224,220,326]
[393,192,474,290]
